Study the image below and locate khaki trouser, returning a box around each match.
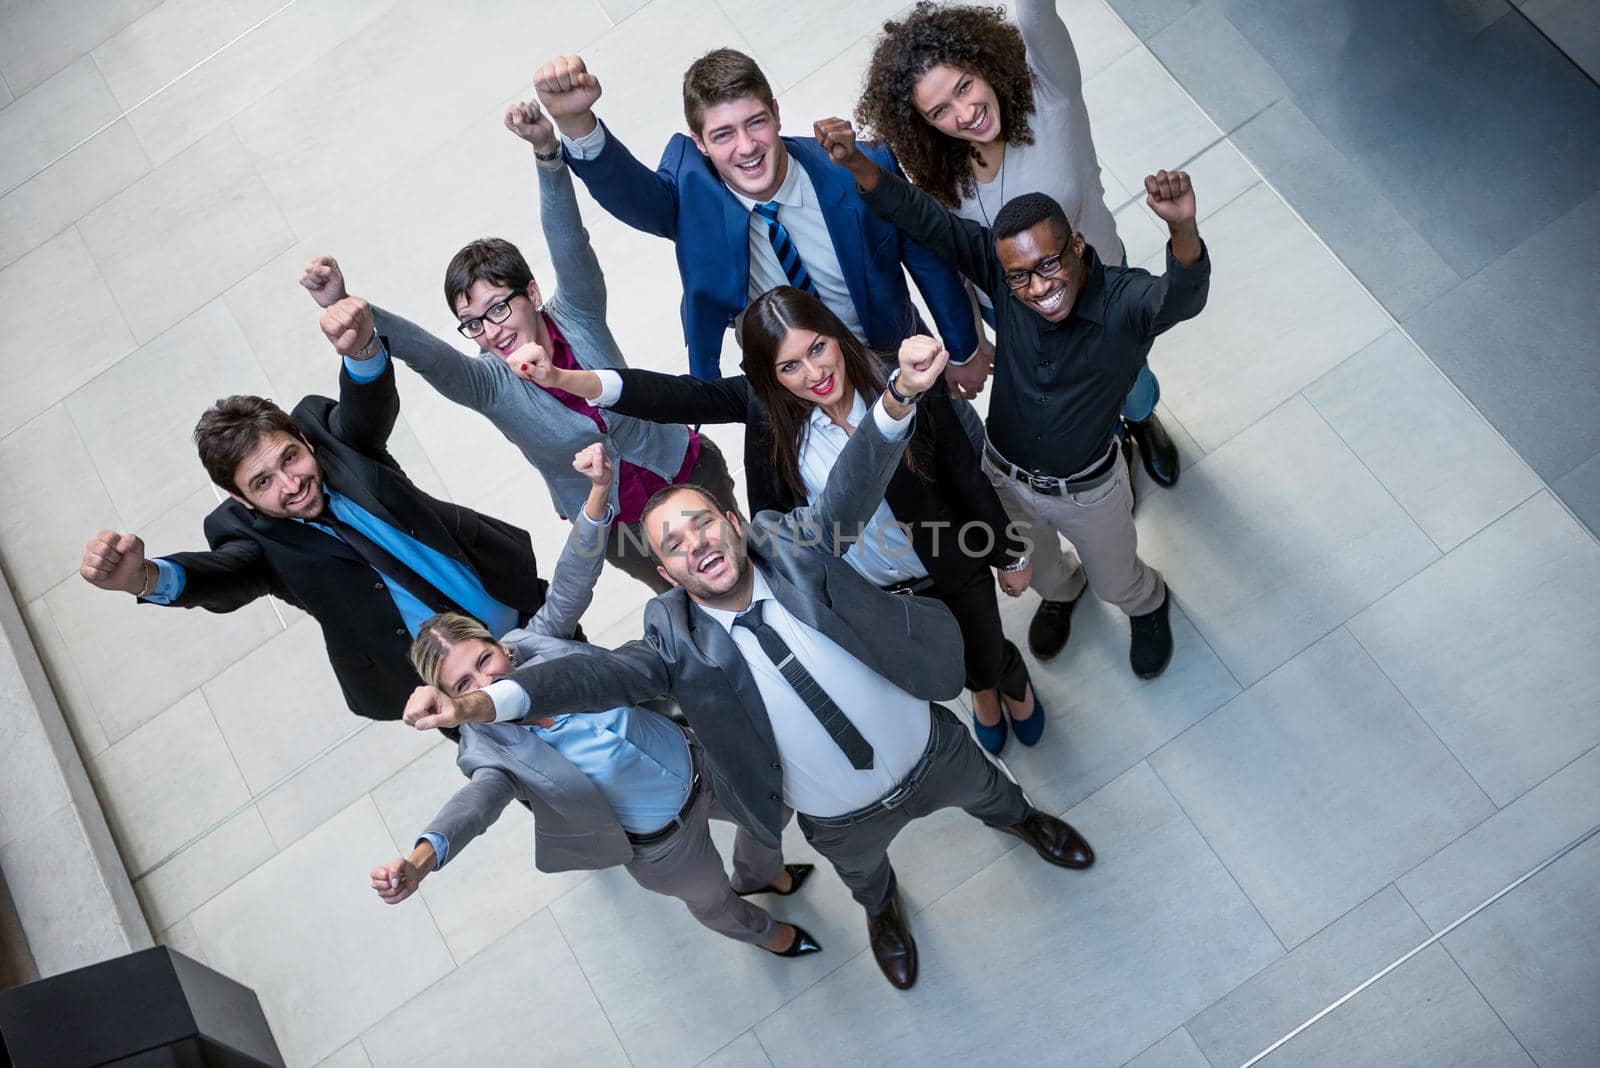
[623,739,786,945]
[982,441,1165,617]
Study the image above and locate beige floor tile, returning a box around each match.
[77,125,295,342]
[90,0,288,110]
[0,58,121,193]
[42,486,283,742]
[1059,0,1145,83]
[316,1040,373,1068]
[0,405,121,603]
[190,796,457,1067]
[64,298,275,530]
[202,621,366,795]
[1306,329,1540,551]
[369,743,593,964]
[712,0,905,92]
[0,227,135,438]
[0,0,157,98]
[1137,395,1439,685]
[1147,183,1393,451]
[20,594,109,758]
[1083,47,1221,201]
[88,690,253,874]
[361,910,629,1066]
[255,720,440,849]
[0,120,149,270]
[156,915,208,968]
[134,804,276,931]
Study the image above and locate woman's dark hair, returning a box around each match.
[857,2,1036,208]
[444,237,535,313]
[738,287,927,501]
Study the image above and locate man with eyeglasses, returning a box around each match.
[298,98,735,593]
[816,117,1210,678]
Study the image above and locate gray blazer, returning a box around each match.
[501,405,967,848]
[372,160,691,521]
[421,508,668,873]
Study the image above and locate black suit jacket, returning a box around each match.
[160,358,548,721]
[498,403,967,847]
[609,367,1026,590]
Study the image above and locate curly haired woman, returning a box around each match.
[857,1,1182,508]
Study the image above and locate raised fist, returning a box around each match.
[504,98,557,155]
[533,55,602,135]
[370,857,424,905]
[298,255,347,309]
[572,442,615,488]
[403,685,467,731]
[80,530,149,595]
[813,116,864,166]
[895,334,951,396]
[503,339,557,386]
[1144,169,1197,227]
[320,296,376,357]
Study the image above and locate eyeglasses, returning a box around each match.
[1002,248,1070,290]
[456,292,526,339]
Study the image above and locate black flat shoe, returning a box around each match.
[737,862,815,897]
[764,923,823,958]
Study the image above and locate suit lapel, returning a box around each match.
[481,722,601,802]
[686,602,779,756]
[790,140,871,324]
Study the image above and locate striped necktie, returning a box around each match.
[752,201,819,297]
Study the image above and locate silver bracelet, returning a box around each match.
[533,147,561,162]
[351,333,381,361]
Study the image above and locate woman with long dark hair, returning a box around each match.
[508,286,1043,753]
[855,0,1184,656]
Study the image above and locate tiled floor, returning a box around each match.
[0,1,1596,1065]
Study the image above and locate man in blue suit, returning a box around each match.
[531,49,991,401]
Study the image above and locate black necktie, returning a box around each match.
[733,601,875,770]
[318,509,462,617]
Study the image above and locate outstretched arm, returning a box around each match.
[1128,169,1209,337]
[506,98,608,322]
[316,296,402,457]
[502,347,752,427]
[517,445,616,640]
[371,766,518,903]
[1014,0,1085,100]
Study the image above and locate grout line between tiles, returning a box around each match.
[548,908,638,1067]
[590,0,617,29]
[752,1027,779,1067]
[1238,821,1600,1067]
[1436,938,1540,1067]
[1,0,306,197]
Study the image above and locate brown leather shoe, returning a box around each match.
[867,887,918,989]
[1003,810,1095,869]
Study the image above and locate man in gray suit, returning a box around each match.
[371,444,819,957]
[299,96,734,593]
[403,338,1096,990]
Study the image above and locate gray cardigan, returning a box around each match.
[372,160,691,520]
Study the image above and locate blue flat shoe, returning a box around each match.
[973,710,1008,754]
[1007,678,1047,748]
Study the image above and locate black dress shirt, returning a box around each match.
[861,171,1211,478]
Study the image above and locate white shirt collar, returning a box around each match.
[805,383,869,434]
[729,150,808,213]
[699,568,777,630]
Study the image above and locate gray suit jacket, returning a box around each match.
[372,160,691,522]
[501,404,967,848]
[421,507,669,873]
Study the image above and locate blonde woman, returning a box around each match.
[369,444,817,957]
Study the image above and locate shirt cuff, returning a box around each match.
[872,395,916,440]
[344,344,390,383]
[577,502,617,530]
[561,122,607,161]
[591,369,624,407]
[485,677,531,723]
[418,832,450,870]
[139,558,186,605]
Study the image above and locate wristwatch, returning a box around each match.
[1002,553,1031,573]
[886,368,922,405]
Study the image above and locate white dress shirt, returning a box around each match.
[798,389,927,587]
[563,123,866,341]
[700,570,933,817]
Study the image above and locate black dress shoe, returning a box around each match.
[1129,588,1174,679]
[1028,595,1080,660]
[1002,810,1095,868]
[736,863,815,897]
[867,888,918,989]
[763,923,823,958]
[1125,413,1180,488]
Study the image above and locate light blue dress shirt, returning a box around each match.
[146,346,517,639]
[419,705,695,867]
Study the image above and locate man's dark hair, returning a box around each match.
[444,238,535,313]
[992,192,1073,243]
[193,395,305,494]
[682,48,776,135]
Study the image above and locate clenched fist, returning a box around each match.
[80,530,149,595]
[533,55,602,138]
[814,117,880,189]
[573,442,615,488]
[503,339,558,386]
[370,856,428,905]
[505,98,557,155]
[298,255,348,309]
[895,335,951,396]
[403,684,491,731]
[320,296,376,357]
[1143,169,1196,227]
